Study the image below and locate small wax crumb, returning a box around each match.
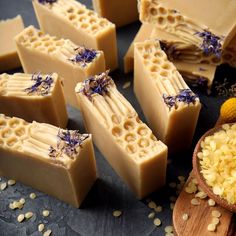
[38,224,45,232]
[43,229,52,236]
[195,191,207,199]
[19,198,25,204]
[191,198,200,206]
[170,203,175,210]
[182,213,189,221]
[212,217,220,225]
[207,223,216,232]
[153,218,162,226]
[25,212,33,219]
[42,210,50,217]
[165,225,173,233]
[17,214,25,223]
[0,182,7,190]
[9,200,24,210]
[208,199,216,206]
[148,212,155,219]
[212,210,221,218]
[8,180,16,186]
[113,210,122,217]
[30,193,36,199]
[148,201,157,209]
[165,234,174,236]
[169,182,176,188]
[155,206,162,213]
[122,81,131,89]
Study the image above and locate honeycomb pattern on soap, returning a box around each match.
[0,115,80,167]
[84,85,164,162]
[16,26,94,64]
[44,0,113,35]
[136,40,199,107]
[0,115,29,150]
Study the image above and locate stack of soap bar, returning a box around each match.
[123,24,216,91]
[0,15,24,72]
[32,0,118,71]
[0,73,68,128]
[92,0,138,27]
[14,26,105,107]
[75,72,168,199]
[0,114,97,207]
[134,40,201,153]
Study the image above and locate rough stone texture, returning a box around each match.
[0,0,235,235]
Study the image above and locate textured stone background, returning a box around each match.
[0,0,235,235]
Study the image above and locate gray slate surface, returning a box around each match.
[0,0,235,235]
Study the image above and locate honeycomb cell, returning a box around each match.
[162,63,171,70]
[6,137,18,147]
[137,126,149,136]
[112,126,122,137]
[1,128,12,138]
[67,7,74,13]
[125,133,136,143]
[150,7,158,16]
[158,7,167,15]
[126,144,137,154]
[9,119,20,128]
[152,58,162,65]
[124,120,135,131]
[48,47,57,53]
[157,17,166,26]
[160,70,169,77]
[77,9,85,15]
[69,14,77,21]
[139,150,148,158]
[33,42,42,48]
[81,23,89,29]
[138,138,150,148]
[111,114,121,125]
[167,15,175,24]
[150,65,159,73]
[0,120,7,129]
[150,134,157,141]
[15,127,26,137]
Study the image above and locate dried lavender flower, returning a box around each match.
[24,73,53,96]
[69,47,97,67]
[79,71,113,100]
[163,89,198,109]
[49,130,89,159]
[195,30,223,58]
[38,0,57,4]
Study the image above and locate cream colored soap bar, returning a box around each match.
[92,0,138,27]
[134,40,201,153]
[0,73,68,128]
[124,23,153,73]
[33,0,118,71]
[14,26,105,107]
[0,15,24,72]
[0,114,97,207]
[149,0,236,48]
[75,72,167,198]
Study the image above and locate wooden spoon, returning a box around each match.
[192,123,236,213]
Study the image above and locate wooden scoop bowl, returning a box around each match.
[192,123,236,213]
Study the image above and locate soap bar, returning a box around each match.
[139,0,228,59]
[146,0,236,48]
[75,72,167,199]
[134,40,201,153]
[92,0,138,27]
[14,26,105,107]
[124,23,153,73]
[0,15,24,72]
[0,73,68,128]
[0,115,97,207]
[32,0,118,71]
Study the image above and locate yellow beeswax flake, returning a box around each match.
[212,217,220,225]
[25,212,33,219]
[212,210,221,218]
[42,210,50,217]
[17,214,25,223]
[182,213,189,221]
[207,223,216,232]
[38,223,45,232]
[30,193,36,199]
[165,226,173,233]
[165,233,174,236]
[43,229,52,236]
[199,124,236,205]
[7,179,16,186]
[208,199,216,206]
[122,81,131,89]
[190,198,200,206]
[195,191,207,199]
[154,206,162,213]
[148,201,157,209]
[113,210,122,217]
[0,182,7,190]
[148,212,155,219]
[153,218,161,226]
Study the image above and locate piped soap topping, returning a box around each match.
[49,129,89,159]
[24,73,53,96]
[78,71,113,100]
[163,89,198,109]
[195,30,223,58]
[69,47,97,67]
[38,0,57,4]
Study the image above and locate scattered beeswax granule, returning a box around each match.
[148,212,155,219]
[207,223,216,232]
[0,182,7,190]
[148,201,156,209]
[43,229,52,236]
[38,224,45,232]
[153,218,161,226]
[25,212,33,219]
[30,193,36,199]
[208,199,216,206]
[212,210,221,218]
[191,198,200,206]
[8,180,16,186]
[182,213,189,221]
[122,81,131,89]
[17,214,25,223]
[165,225,173,233]
[113,210,122,217]
[42,210,50,217]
